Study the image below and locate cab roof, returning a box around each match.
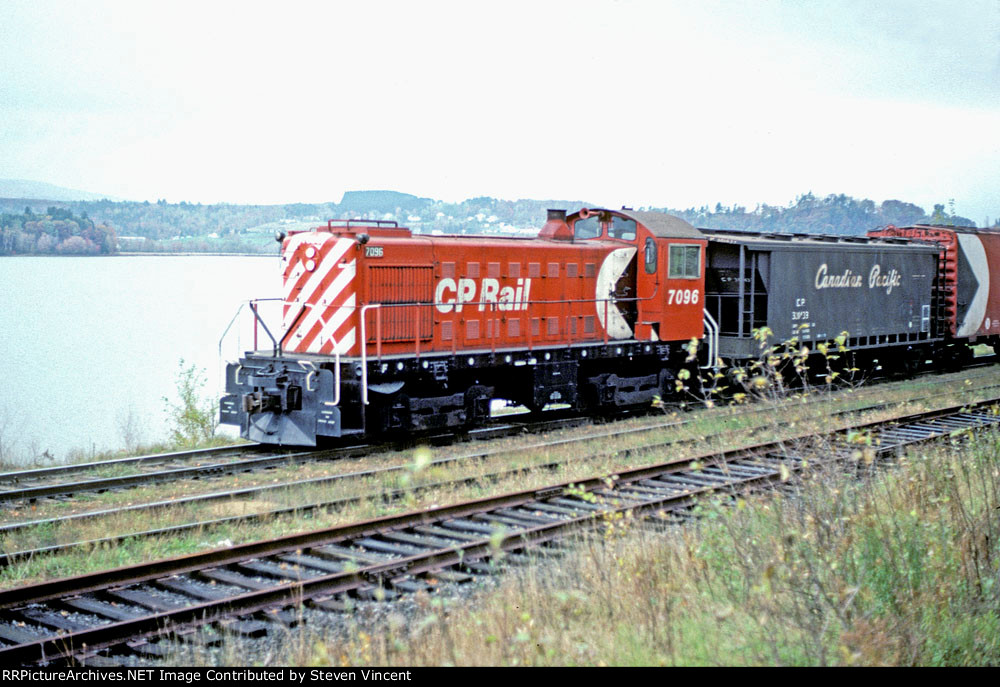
[584,208,703,239]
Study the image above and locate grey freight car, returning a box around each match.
[702,229,943,360]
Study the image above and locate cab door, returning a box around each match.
[660,239,707,341]
[635,235,663,340]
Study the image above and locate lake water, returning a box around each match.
[0,255,282,463]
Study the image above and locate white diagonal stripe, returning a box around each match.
[284,258,336,332]
[283,233,334,299]
[331,328,356,355]
[290,258,357,346]
[284,259,337,331]
[284,236,352,305]
[293,238,352,305]
[283,241,352,333]
[282,235,315,300]
[309,293,357,353]
[284,260,306,300]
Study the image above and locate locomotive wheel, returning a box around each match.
[657,368,676,400]
[463,385,494,427]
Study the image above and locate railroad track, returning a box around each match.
[2,354,995,512]
[0,443,257,484]
[1,356,995,508]
[4,372,1000,566]
[2,398,999,666]
[0,415,591,506]
[1,369,995,563]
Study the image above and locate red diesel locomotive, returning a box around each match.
[220,208,997,446]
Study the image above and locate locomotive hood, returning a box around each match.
[282,232,360,356]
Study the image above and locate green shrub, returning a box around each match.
[163,359,217,446]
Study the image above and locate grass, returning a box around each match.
[0,422,242,473]
[3,367,1000,585]
[10,364,1000,518]
[269,429,1000,667]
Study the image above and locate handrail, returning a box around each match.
[326,219,400,231]
[701,308,719,370]
[218,297,283,403]
[298,356,341,406]
[358,304,382,406]
[286,293,663,369]
[338,293,653,313]
[218,302,246,361]
[352,296,636,407]
[228,283,706,419]
[217,301,248,401]
[277,304,309,357]
[218,298,284,361]
[331,351,341,406]
[286,306,342,406]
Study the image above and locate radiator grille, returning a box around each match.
[366,266,433,342]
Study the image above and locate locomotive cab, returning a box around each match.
[562,208,707,344]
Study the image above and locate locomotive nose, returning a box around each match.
[221,360,338,447]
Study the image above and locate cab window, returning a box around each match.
[575,216,601,239]
[609,217,636,241]
[644,238,657,274]
[668,244,700,278]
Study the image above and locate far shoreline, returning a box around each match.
[1,251,275,258]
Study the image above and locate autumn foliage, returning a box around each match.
[0,206,117,255]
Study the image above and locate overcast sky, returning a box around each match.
[1,0,998,221]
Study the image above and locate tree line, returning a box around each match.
[657,193,981,235]
[0,206,117,256]
[0,191,992,256]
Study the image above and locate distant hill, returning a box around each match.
[339,190,434,214]
[0,178,117,202]
[2,188,992,256]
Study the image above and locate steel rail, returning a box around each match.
[0,414,588,505]
[0,446,362,503]
[0,437,701,566]
[0,356,995,505]
[0,443,258,484]
[3,377,1000,565]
